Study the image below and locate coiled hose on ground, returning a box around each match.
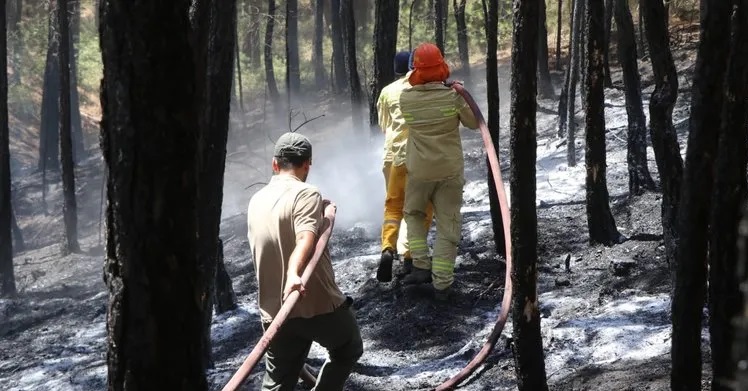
[222,84,513,391]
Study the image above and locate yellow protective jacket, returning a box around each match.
[399,82,479,181]
[377,76,411,167]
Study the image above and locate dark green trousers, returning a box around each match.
[261,298,363,391]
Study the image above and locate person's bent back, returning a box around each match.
[247,132,363,390]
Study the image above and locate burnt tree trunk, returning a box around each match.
[483,0,506,257]
[242,1,262,70]
[70,0,83,160]
[708,2,748,389]
[510,0,549,388]
[637,6,646,58]
[584,0,621,246]
[58,0,79,255]
[736,203,748,391]
[434,0,446,54]
[0,0,14,298]
[369,0,399,132]
[10,204,23,253]
[557,0,576,138]
[198,0,239,366]
[330,0,348,93]
[603,0,613,87]
[340,0,363,130]
[537,0,555,99]
[313,0,326,89]
[264,0,280,102]
[39,0,60,172]
[555,0,562,70]
[640,0,682,273]
[214,239,237,312]
[8,0,21,84]
[566,0,584,166]
[614,0,655,196]
[285,0,300,104]
[100,0,209,388]
[38,0,83,171]
[672,0,733,388]
[454,0,470,81]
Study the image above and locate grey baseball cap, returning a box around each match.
[273,132,312,159]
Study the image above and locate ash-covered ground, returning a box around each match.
[0,31,712,391]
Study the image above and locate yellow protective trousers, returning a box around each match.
[403,175,464,290]
[381,162,433,258]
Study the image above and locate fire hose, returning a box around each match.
[222,84,512,390]
[433,83,513,390]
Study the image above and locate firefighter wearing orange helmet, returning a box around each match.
[399,43,479,300]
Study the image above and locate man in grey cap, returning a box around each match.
[247,132,363,390]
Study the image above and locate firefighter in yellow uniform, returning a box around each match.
[377,51,434,282]
[400,43,479,300]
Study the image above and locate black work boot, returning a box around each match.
[402,266,432,285]
[403,258,413,275]
[434,286,451,301]
[377,249,395,282]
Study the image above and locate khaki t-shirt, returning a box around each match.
[247,174,346,323]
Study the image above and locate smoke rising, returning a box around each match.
[220,120,387,234]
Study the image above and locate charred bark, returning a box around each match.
[736,202,748,390]
[555,0,562,70]
[603,0,613,87]
[614,0,655,196]
[565,0,584,166]
[214,239,237,313]
[640,0,682,273]
[510,0,549,388]
[58,0,79,255]
[243,1,261,69]
[0,0,14,298]
[285,0,300,102]
[330,0,348,93]
[453,0,470,81]
[340,0,363,130]
[672,0,733,388]
[100,0,208,387]
[10,205,23,253]
[434,0,446,54]
[557,0,576,138]
[483,0,505,257]
[537,0,555,99]
[8,0,21,85]
[584,0,621,246]
[708,2,748,389]
[197,0,239,367]
[39,1,60,172]
[313,0,326,89]
[264,0,279,102]
[369,0,399,132]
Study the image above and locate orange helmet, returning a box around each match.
[409,43,450,85]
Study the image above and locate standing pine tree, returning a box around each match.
[0,0,15,298]
[510,0,549,387]
[584,0,622,246]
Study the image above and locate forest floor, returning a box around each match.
[0,25,712,391]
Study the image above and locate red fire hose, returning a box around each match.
[433,83,513,390]
[222,84,512,391]
[221,203,337,391]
